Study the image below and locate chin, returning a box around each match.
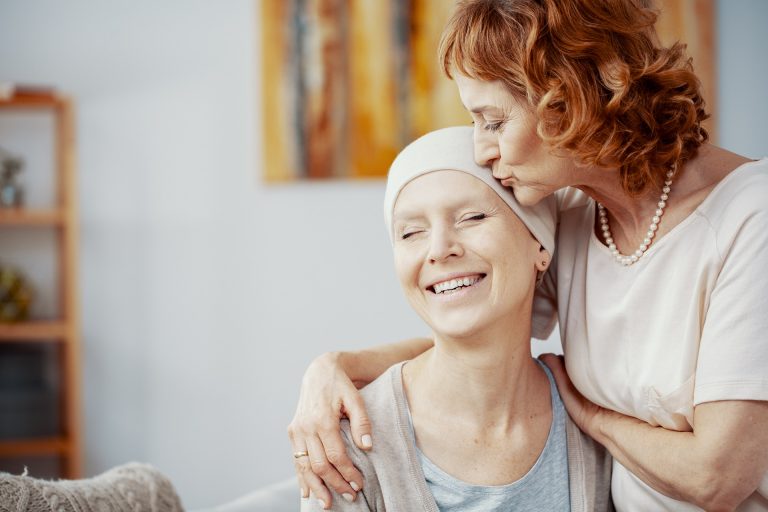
[428,314,488,341]
[511,185,550,206]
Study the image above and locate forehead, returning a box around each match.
[454,75,515,113]
[393,170,505,217]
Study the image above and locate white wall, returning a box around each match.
[0,0,765,509]
[717,0,768,158]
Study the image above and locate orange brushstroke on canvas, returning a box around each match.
[347,1,401,178]
[261,1,294,181]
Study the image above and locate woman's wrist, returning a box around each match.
[592,407,643,453]
[311,350,370,387]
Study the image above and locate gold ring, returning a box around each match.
[293,451,309,459]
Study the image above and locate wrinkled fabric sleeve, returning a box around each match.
[532,264,558,340]
[694,204,768,405]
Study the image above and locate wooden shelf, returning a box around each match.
[0,89,81,478]
[0,91,62,110]
[0,209,64,227]
[0,321,68,341]
[0,437,68,457]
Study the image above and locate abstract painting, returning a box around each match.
[260,0,467,181]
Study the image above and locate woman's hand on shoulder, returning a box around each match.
[539,353,608,438]
[288,352,372,509]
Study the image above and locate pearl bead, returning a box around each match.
[598,167,674,266]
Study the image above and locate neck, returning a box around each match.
[403,315,547,431]
[577,168,657,234]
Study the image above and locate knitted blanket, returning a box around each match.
[0,462,184,512]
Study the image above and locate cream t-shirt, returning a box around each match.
[533,159,768,511]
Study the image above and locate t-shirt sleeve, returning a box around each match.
[694,204,768,405]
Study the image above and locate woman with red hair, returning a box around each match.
[289,1,768,510]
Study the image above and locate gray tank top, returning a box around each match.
[407,360,570,511]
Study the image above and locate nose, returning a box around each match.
[473,124,500,168]
[427,226,464,264]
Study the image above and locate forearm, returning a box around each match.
[338,337,433,387]
[595,411,705,504]
[594,403,768,510]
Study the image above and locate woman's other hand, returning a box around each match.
[288,352,371,509]
[539,353,606,437]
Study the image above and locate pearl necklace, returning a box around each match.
[597,169,674,266]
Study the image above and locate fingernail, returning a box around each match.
[361,434,372,448]
[319,499,327,509]
[301,489,309,499]
[343,493,354,502]
[350,481,361,491]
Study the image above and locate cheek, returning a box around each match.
[393,250,421,289]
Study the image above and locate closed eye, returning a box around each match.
[483,121,504,133]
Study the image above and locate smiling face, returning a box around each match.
[392,170,548,341]
[454,74,579,206]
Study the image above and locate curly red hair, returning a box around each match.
[439,0,709,195]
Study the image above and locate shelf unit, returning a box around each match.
[0,90,82,478]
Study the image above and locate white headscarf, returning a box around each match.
[384,126,557,256]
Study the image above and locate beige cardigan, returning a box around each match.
[304,362,613,511]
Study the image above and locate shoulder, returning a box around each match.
[337,363,413,510]
[695,158,768,257]
[699,158,768,218]
[340,363,402,445]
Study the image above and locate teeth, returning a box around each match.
[433,276,481,294]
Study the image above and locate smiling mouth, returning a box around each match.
[428,274,486,294]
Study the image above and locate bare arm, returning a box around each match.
[288,338,432,509]
[343,337,434,388]
[542,355,768,511]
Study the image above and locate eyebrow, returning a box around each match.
[393,197,488,223]
[392,210,425,224]
[468,105,503,114]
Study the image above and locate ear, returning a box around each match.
[535,247,551,272]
